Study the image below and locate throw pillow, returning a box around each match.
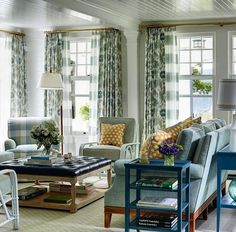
[182,116,202,129]
[99,123,126,147]
[164,122,184,141]
[140,130,172,159]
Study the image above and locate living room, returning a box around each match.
[1,0,236,231]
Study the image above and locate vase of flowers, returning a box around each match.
[158,141,183,166]
[30,120,62,155]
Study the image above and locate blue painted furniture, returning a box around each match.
[124,159,191,232]
[216,145,235,232]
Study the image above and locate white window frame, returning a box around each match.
[177,32,215,120]
[229,31,236,78]
[70,36,91,135]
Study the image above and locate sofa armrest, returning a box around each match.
[120,143,140,159]
[190,163,204,179]
[4,139,16,151]
[79,142,98,156]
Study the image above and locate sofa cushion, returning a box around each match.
[190,163,204,179]
[192,122,216,133]
[206,118,226,129]
[176,126,205,160]
[215,125,231,152]
[0,151,14,162]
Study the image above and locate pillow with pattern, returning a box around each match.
[99,123,126,147]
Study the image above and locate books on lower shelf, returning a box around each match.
[49,182,95,195]
[44,194,72,204]
[135,176,178,189]
[137,197,177,209]
[137,213,177,228]
[18,186,47,200]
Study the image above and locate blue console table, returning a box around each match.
[217,145,236,232]
[124,159,191,232]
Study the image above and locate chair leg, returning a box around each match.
[104,212,112,228]
[190,215,196,232]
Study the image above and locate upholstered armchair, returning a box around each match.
[79,117,139,161]
[4,117,53,159]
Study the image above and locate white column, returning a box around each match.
[124,30,139,121]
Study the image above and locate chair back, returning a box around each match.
[99,117,136,143]
[8,117,51,146]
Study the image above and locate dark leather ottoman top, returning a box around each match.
[0,156,111,177]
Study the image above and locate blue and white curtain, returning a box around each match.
[11,34,27,117]
[142,27,178,141]
[44,33,73,153]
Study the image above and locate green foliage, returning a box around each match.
[193,80,212,94]
[79,104,89,121]
[30,120,62,152]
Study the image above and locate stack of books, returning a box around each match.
[44,194,72,204]
[18,186,47,200]
[49,182,95,195]
[25,155,58,166]
[138,213,177,228]
[135,176,178,189]
[137,196,178,209]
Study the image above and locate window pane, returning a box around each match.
[77,65,86,76]
[75,80,89,95]
[179,80,190,94]
[193,80,213,95]
[180,51,190,62]
[191,37,202,49]
[87,65,91,75]
[202,37,213,49]
[180,63,190,75]
[191,50,201,62]
[179,97,191,121]
[87,54,91,64]
[193,97,212,121]
[233,63,236,75]
[77,53,86,64]
[202,50,213,62]
[70,54,76,63]
[179,38,190,49]
[233,50,236,62]
[87,41,91,52]
[233,37,236,49]
[191,63,201,75]
[78,42,86,52]
[70,42,76,52]
[202,63,213,75]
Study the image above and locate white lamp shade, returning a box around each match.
[37,72,63,89]
[217,79,236,111]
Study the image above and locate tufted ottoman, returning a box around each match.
[0,156,112,213]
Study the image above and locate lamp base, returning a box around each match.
[230,114,236,152]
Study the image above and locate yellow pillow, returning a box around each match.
[182,116,202,129]
[140,130,172,159]
[99,123,126,147]
[164,123,183,141]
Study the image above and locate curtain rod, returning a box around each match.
[140,21,236,29]
[45,27,119,34]
[0,29,25,36]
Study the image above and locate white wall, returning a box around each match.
[25,29,45,117]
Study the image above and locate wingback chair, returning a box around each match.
[4,117,52,159]
[79,117,139,161]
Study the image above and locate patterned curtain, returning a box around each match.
[89,33,100,141]
[165,28,179,127]
[11,34,27,117]
[97,29,123,117]
[44,33,63,119]
[142,27,178,141]
[44,33,73,153]
[142,28,166,141]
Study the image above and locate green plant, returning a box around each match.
[79,104,89,121]
[193,80,212,94]
[30,120,62,154]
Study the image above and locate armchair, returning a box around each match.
[79,117,139,161]
[0,169,19,229]
[4,117,53,159]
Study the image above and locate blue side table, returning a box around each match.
[216,145,236,232]
[124,159,191,232]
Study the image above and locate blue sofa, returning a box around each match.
[104,120,229,232]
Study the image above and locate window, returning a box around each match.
[231,32,236,76]
[70,37,91,133]
[177,33,214,121]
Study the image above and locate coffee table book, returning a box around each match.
[44,194,72,204]
[18,186,47,200]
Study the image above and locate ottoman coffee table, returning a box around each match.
[0,156,112,213]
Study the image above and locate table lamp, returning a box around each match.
[217,79,236,151]
[37,72,63,153]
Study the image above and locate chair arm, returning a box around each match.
[0,169,18,195]
[120,142,140,159]
[79,142,98,156]
[4,139,16,151]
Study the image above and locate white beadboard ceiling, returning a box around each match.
[2,0,236,30]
